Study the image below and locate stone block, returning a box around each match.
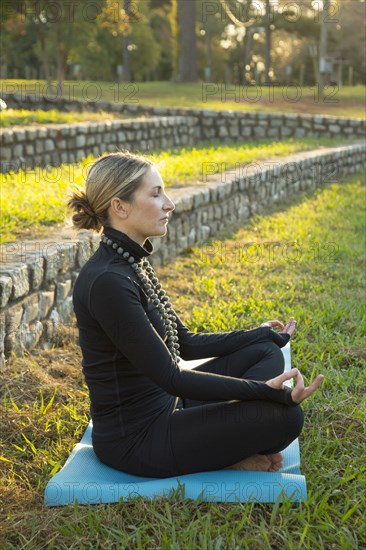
[0,264,29,300]
[76,135,86,147]
[90,235,101,254]
[24,256,44,291]
[23,320,43,351]
[295,127,306,138]
[59,241,78,272]
[229,125,239,138]
[269,117,282,127]
[4,331,24,356]
[218,126,229,138]
[200,225,211,241]
[5,303,23,334]
[37,127,47,138]
[58,296,74,324]
[214,205,222,220]
[178,235,188,251]
[1,147,11,160]
[42,244,63,283]
[49,128,59,138]
[268,128,280,137]
[38,290,55,319]
[14,143,23,157]
[328,124,341,133]
[2,131,14,144]
[254,126,266,138]
[56,279,72,303]
[45,139,55,151]
[0,275,12,307]
[22,294,39,324]
[76,149,86,161]
[76,239,91,268]
[188,228,196,247]
[35,140,44,154]
[25,144,34,156]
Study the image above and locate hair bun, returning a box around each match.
[67,187,102,232]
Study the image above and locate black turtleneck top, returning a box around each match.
[72,227,294,447]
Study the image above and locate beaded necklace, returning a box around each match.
[101,235,180,363]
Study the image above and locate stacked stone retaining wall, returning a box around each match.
[1,142,365,365]
[1,92,365,172]
[0,116,196,172]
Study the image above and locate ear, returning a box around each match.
[110,197,130,219]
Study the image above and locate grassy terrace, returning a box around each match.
[1,80,365,118]
[0,109,135,128]
[1,172,365,548]
[0,137,356,244]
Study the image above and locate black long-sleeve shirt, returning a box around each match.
[73,227,294,445]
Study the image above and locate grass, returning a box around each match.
[0,108,135,128]
[0,136,354,244]
[1,171,365,548]
[1,80,365,118]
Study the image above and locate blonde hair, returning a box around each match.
[67,151,154,232]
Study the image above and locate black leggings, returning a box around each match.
[167,341,304,476]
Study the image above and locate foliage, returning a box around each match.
[1,172,365,548]
[0,0,365,84]
[0,137,353,243]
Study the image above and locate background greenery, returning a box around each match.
[1,1,364,85]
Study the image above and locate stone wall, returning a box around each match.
[1,142,365,365]
[1,92,365,172]
[0,116,196,172]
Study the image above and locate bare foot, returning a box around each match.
[224,452,284,472]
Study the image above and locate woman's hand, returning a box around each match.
[261,317,297,337]
[266,368,324,404]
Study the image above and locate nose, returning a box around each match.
[163,192,175,212]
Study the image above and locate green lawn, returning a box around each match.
[0,136,353,244]
[1,80,365,118]
[0,108,134,128]
[1,172,365,548]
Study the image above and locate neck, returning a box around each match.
[108,224,146,248]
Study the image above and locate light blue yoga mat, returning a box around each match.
[44,343,307,506]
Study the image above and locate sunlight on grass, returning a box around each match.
[0,108,133,128]
[1,173,365,548]
[0,137,351,244]
[1,80,365,118]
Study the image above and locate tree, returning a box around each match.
[177,0,197,81]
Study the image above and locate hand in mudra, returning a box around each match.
[266,368,324,404]
[261,317,297,336]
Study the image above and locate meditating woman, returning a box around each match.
[68,151,324,478]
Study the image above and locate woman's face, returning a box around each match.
[114,166,175,245]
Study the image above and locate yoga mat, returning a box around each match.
[44,343,307,505]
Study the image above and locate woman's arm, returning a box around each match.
[89,272,295,406]
[174,311,290,361]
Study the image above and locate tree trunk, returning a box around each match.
[38,21,51,85]
[177,0,197,82]
[122,0,131,81]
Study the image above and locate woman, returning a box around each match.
[68,151,324,478]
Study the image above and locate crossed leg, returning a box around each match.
[169,341,304,475]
